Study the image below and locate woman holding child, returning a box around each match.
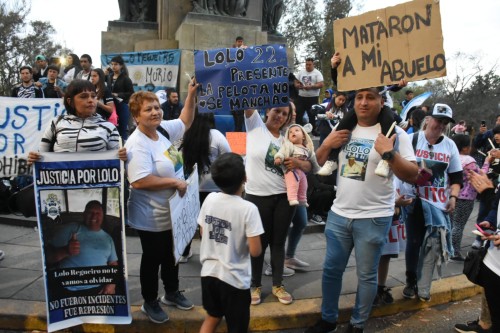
[244,105,312,305]
[124,79,198,323]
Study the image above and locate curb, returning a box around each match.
[0,275,482,332]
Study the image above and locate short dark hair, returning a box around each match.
[19,65,32,74]
[305,57,314,62]
[211,153,246,195]
[84,200,103,212]
[236,36,244,41]
[493,125,500,135]
[64,79,96,115]
[80,54,92,64]
[47,64,60,73]
[405,89,413,95]
[452,134,471,152]
[167,89,178,98]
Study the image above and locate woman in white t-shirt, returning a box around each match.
[179,112,231,262]
[244,106,312,306]
[125,81,198,324]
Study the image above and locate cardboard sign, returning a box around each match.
[194,44,289,114]
[333,0,446,91]
[226,132,247,155]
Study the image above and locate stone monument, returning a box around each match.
[102,0,291,99]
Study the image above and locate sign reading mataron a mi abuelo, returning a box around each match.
[333,0,446,91]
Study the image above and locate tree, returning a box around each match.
[0,1,71,96]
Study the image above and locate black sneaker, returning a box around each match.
[450,255,465,262]
[454,319,491,332]
[141,299,169,323]
[402,283,417,299]
[161,290,194,310]
[374,286,393,305]
[304,319,337,333]
[346,323,364,333]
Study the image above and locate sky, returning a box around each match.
[25,0,499,74]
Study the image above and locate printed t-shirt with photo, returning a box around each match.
[333,125,415,219]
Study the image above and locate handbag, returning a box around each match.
[463,241,490,286]
[8,183,36,217]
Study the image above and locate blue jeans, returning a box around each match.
[116,102,130,140]
[321,210,391,327]
[286,205,308,258]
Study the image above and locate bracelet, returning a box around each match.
[449,195,458,200]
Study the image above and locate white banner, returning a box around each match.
[0,97,65,177]
[169,165,200,263]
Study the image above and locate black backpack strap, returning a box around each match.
[157,126,170,140]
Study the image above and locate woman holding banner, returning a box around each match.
[28,79,123,160]
[124,79,198,324]
[244,105,311,306]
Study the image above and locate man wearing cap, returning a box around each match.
[11,66,43,98]
[306,87,418,333]
[402,103,462,303]
[33,55,48,82]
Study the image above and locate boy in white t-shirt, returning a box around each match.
[198,153,264,333]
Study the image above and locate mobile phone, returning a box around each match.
[475,223,492,236]
[481,120,486,126]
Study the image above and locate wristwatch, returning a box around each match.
[382,150,395,161]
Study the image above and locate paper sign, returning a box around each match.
[226,132,247,155]
[333,0,446,91]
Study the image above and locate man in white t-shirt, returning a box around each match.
[306,87,418,333]
[294,58,324,135]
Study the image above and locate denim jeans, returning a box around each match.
[286,205,308,258]
[416,232,441,298]
[321,210,391,327]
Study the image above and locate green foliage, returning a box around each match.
[0,0,71,96]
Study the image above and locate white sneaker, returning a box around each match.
[285,257,310,270]
[178,249,193,263]
[317,161,338,176]
[471,239,482,250]
[264,264,295,277]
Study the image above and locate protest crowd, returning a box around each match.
[2,33,500,333]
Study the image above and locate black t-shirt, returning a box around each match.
[43,82,61,98]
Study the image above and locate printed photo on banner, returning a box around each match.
[194,44,289,114]
[169,164,200,263]
[0,97,65,178]
[333,0,446,91]
[100,50,181,93]
[34,151,131,332]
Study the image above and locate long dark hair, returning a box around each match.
[110,55,129,77]
[64,53,81,73]
[180,112,215,176]
[91,68,107,100]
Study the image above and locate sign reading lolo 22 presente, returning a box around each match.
[333,0,446,91]
[34,151,131,332]
[101,49,181,92]
[194,44,289,114]
[0,97,65,178]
